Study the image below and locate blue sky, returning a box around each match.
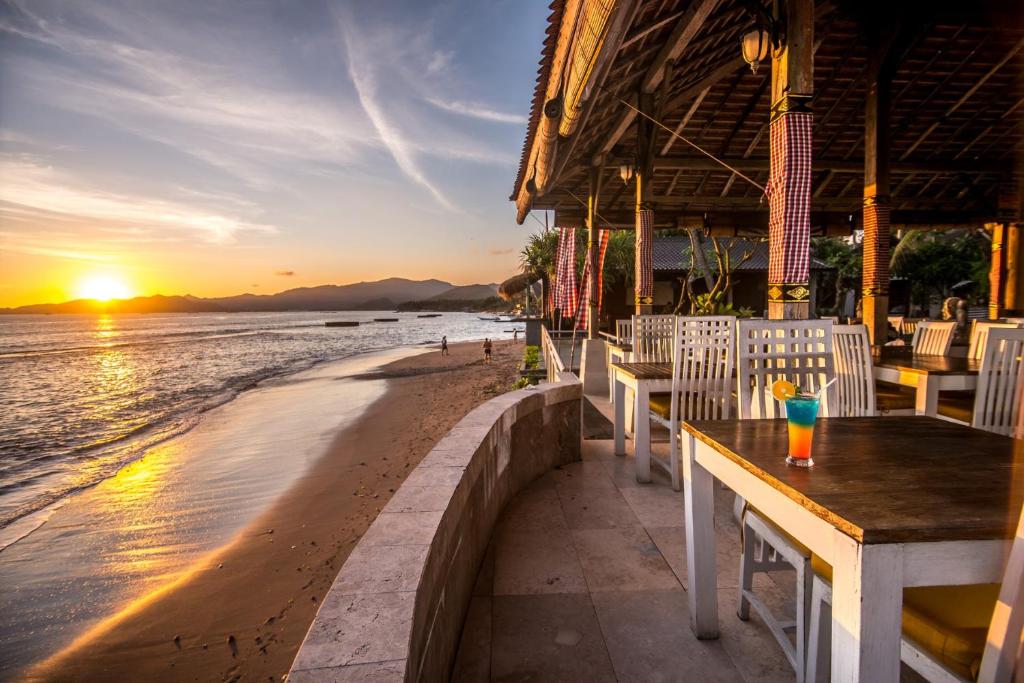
[0,0,549,305]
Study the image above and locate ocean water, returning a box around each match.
[0,311,510,547]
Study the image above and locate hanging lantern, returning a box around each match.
[740,27,772,74]
[619,164,634,184]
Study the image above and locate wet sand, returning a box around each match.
[28,339,520,682]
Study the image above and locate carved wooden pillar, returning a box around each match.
[587,166,601,338]
[635,93,655,315]
[767,0,813,320]
[862,35,893,344]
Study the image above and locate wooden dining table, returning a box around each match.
[873,348,981,416]
[681,416,1021,682]
[611,361,671,482]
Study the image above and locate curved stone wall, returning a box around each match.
[288,373,582,682]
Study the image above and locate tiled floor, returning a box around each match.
[452,395,927,682]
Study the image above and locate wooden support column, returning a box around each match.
[767,0,814,320]
[635,92,655,315]
[989,222,1005,319]
[1006,224,1024,315]
[862,30,894,344]
[587,166,602,338]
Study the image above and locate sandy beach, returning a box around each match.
[25,339,520,682]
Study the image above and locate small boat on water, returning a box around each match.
[478,316,501,321]
[417,313,442,318]
[373,318,399,322]
[325,321,359,327]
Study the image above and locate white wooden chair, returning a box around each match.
[615,318,633,344]
[807,491,1024,683]
[902,318,923,337]
[888,315,905,333]
[972,328,1024,438]
[631,314,675,362]
[831,324,877,417]
[646,316,733,490]
[619,315,675,431]
[912,321,956,355]
[968,321,1022,361]
[734,319,837,683]
[607,318,637,400]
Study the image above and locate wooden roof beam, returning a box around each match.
[607,156,1011,174]
[595,0,721,159]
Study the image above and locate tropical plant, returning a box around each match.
[890,229,990,308]
[675,233,756,315]
[811,236,862,312]
[522,345,541,370]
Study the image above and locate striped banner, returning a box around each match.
[635,210,654,304]
[576,229,610,329]
[554,227,577,315]
[767,109,812,304]
[862,196,890,297]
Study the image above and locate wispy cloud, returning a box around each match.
[489,248,514,256]
[274,270,295,276]
[338,19,456,212]
[425,97,527,125]
[0,158,275,247]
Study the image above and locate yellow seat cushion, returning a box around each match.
[937,390,975,424]
[648,392,672,420]
[875,380,917,412]
[810,555,998,680]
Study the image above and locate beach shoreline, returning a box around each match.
[25,338,521,682]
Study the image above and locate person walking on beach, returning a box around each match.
[513,329,519,341]
[441,335,448,356]
[483,338,492,364]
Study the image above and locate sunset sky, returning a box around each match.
[0,0,549,308]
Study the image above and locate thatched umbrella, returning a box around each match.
[498,272,539,301]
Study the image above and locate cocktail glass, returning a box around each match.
[784,395,820,467]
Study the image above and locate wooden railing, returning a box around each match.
[541,325,567,382]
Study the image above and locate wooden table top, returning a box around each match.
[682,416,1023,544]
[611,361,671,380]
[873,348,981,375]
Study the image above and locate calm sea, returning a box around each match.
[0,311,508,545]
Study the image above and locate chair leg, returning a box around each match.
[795,557,813,683]
[737,519,756,620]
[670,425,681,491]
[806,577,832,683]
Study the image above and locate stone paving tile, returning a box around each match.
[572,526,681,593]
[591,590,745,683]
[288,660,405,682]
[497,486,566,532]
[491,594,617,683]
[332,544,429,594]
[619,485,685,527]
[558,486,642,530]
[714,587,796,683]
[450,596,491,682]
[492,523,588,596]
[291,592,413,670]
[544,460,617,490]
[580,438,618,461]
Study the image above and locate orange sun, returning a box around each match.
[75,274,134,302]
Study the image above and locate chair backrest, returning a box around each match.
[668,316,735,422]
[969,321,1023,361]
[901,318,922,336]
[972,328,1024,437]
[887,315,905,331]
[910,321,955,355]
[831,324,877,417]
[615,319,633,345]
[631,314,675,362]
[735,319,836,419]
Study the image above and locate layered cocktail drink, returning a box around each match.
[784,395,819,467]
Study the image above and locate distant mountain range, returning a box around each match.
[1,278,502,314]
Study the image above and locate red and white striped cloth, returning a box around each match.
[634,210,654,302]
[862,199,890,295]
[767,111,812,286]
[576,229,609,329]
[554,227,577,315]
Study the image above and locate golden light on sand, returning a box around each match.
[75,273,134,302]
